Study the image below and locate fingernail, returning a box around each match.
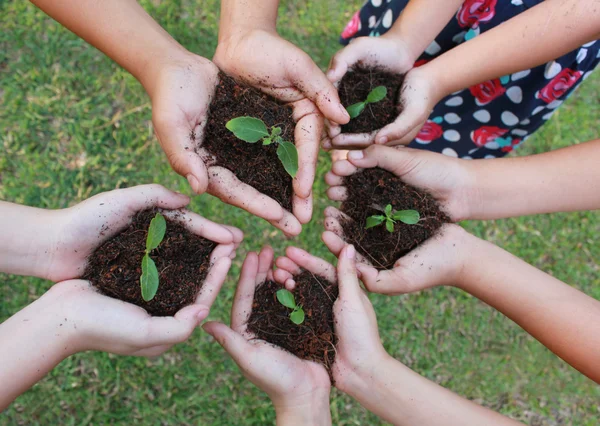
[348,150,364,160]
[346,244,355,259]
[377,136,388,145]
[196,309,209,321]
[187,174,199,193]
[339,104,350,120]
[323,140,332,149]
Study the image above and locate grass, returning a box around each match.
[1,1,599,424]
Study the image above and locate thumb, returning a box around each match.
[203,321,251,361]
[336,244,362,301]
[290,54,350,125]
[346,145,421,178]
[374,103,428,145]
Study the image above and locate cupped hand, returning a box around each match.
[323,145,475,294]
[203,247,331,414]
[46,184,243,283]
[274,244,389,393]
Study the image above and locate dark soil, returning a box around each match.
[338,65,405,134]
[247,271,338,377]
[82,209,217,317]
[340,168,450,270]
[202,72,295,212]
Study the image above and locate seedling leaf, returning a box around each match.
[140,255,159,301]
[346,102,366,119]
[271,127,282,137]
[366,86,387,103]
[276,289,297,309]
[226,117,269,143]
[290,308,305,325]
[366,215,386,229]
[385,220,395,233]
[384,204,393,215]
[146,213,166,252]
[277,141,299,178]
[393,209,420,225]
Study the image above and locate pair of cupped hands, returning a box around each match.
[152,29,441,235]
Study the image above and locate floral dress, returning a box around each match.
[340,0,600,159]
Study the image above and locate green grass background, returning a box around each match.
[1,1,599,424]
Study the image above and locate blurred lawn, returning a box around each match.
[1,1,599,425]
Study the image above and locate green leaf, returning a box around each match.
[392,209,421,225]
[262,137,272,146]
[384,204,393,216]
[271,127,282,137]
[276,289,296,309]
[385,220,395,233]
[226,117,269,143]
[290,308,305,325]
[276,141,299,178]
[366,215,385,229]
[366,86,387,103]
[146,213,166,252]
[346,102,366,119]
[140,255,159,302]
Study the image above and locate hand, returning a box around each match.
[44,184,243,283]
[327,65,442,149]
[203,247,331,424]
[323,145,475,294]
[214,29,351,233]
[274,244,389,394]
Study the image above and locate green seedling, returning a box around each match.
[276,288,305,325]
[346,86,388,119]
[366,204,420,233]
[140,212,167,302]
[226,117,299,178]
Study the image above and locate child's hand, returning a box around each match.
[323,145,477,294]
[203,247,331,423]
[45,184,242,283]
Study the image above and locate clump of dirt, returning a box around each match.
[202,72,295,211]
[83,208,216,316]
[247,271,338,377]
[338,65,405,134]
[340,168,450,270]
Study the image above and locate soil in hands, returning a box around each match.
[340,168,450,270]
[202,72,295,212]
[338,65,405,134]
[83,209,217,317]
[247,271,338,378]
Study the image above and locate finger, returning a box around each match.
[380,122,424,147]
[292,100,322,199]
[331,160,358,177]
[116,184,190,213]
[273,267,294,286]
[330,131,376,149]
[322,230,346,257]
[326,47,352,84]
[374,104,427,145]
[346,145,421,177]
[195,257,232,307]
[208,166,285,222]
[326,121,342,140]
[162,209,234,244]
[202,321,253,363]
[140,304,207,347]
[293,191,313,225]
[133,344,172,357]
[324,171,344,187]
[337,245,363,301]
[284,246,336,282]
[223,225,245,245]
[326,186,348,202]
[268,210,302,237]
[256,246,275,285]
[210,243,236,263]
[275,255,302,276]
[231,252,259,331]
[289,52,350,124]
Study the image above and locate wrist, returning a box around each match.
[273,388,331,426]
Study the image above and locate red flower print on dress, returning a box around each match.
[341,11,361,39]
[456,0,498,29]
[537,68,583,104]
[469,79,506,105]
[414,59,429,68]
[471,126,508,147]
[415,121,443,144]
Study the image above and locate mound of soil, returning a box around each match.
[83,209,216,316]
[340,168,450,270]
[338,65,405,134]
[202,73,295,212]
[247,271,338,377]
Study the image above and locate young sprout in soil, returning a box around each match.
[346,86,388,119]
[140,212,167,302]
[276,288,305,325]
[366,204,420,233]
[226,117,299,178]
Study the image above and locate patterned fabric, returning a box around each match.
[340,0,600,159]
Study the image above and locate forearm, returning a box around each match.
[465,139,600,220]
[274,389,332,426]
[458,233,600,383]
[218,0,279,41]
[0,297,74,410]
[383,0,463,62]
[0,201,61,279]
[345,355,519,425]
[30,0,188,95]
[422,0,600,96]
